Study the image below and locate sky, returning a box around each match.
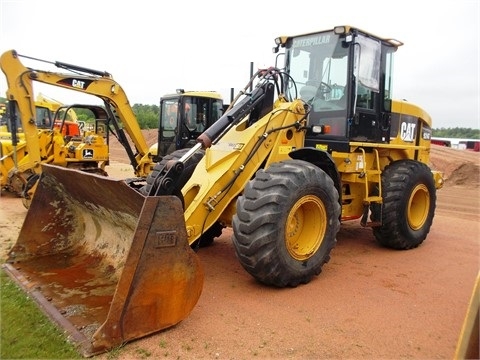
[0,0,478,129]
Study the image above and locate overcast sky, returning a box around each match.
[1,0,478,129]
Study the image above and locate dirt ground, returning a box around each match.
[0,133,479,359]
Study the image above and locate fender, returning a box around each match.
[289,147,342,205]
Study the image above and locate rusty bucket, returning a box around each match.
[2,164,204,356]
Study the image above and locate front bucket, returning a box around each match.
[2,164,204,357]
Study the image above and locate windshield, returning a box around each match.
[160,96,223,139]
[286,31,349,136]
[35,106,53,128]
[160,99,179,139]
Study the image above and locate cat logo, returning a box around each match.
[72,79,86,90]
[400,122,416,142]
[82,149,94,159]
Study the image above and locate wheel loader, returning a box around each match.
[3,26,444,356]
[0,50,224,207]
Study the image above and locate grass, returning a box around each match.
[0,270,82,359]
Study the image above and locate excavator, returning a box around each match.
[0,50,149,205]
[3,26,447,356]
[0,50,224,206]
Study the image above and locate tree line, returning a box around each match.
[432,127,479,139]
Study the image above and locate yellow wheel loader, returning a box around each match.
[0,50,224,207]
[3,26,444,356]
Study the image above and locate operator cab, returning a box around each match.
[156,91,224,161]
[277,26,401,152]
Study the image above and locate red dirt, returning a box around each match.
[1,134,478,359]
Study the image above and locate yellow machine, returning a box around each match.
[34,93,79,123]
[0,50,152,205]
[0,50,224,206]
[152,89,224,160]
[0,93,76,132]
[3,26,444,356]
[454,273,479,360]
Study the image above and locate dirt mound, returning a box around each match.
[108,129,159,163]
[430,145,480,188]
[445,162,480,187]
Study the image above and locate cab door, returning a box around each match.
[349,34,391,143]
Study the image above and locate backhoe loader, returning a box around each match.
[0,50,224,206]
[3,26,444,356]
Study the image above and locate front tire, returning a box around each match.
[232,159,341,287]
[370,160,436,250]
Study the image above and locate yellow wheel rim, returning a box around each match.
[407,184,430,230]
[285,195,326,261]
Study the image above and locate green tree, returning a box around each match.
[432,127,480,139]
[132,103,159,129]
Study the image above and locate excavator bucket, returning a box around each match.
[2,164,204,357]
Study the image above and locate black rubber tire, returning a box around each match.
[232,159,341,287]
[191,221,224,249]
[370,160,436,250]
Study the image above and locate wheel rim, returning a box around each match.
[285,195,326,261]
[407,184,430,230]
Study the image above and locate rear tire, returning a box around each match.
[232,159,341,287]
[370,160,436,249]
